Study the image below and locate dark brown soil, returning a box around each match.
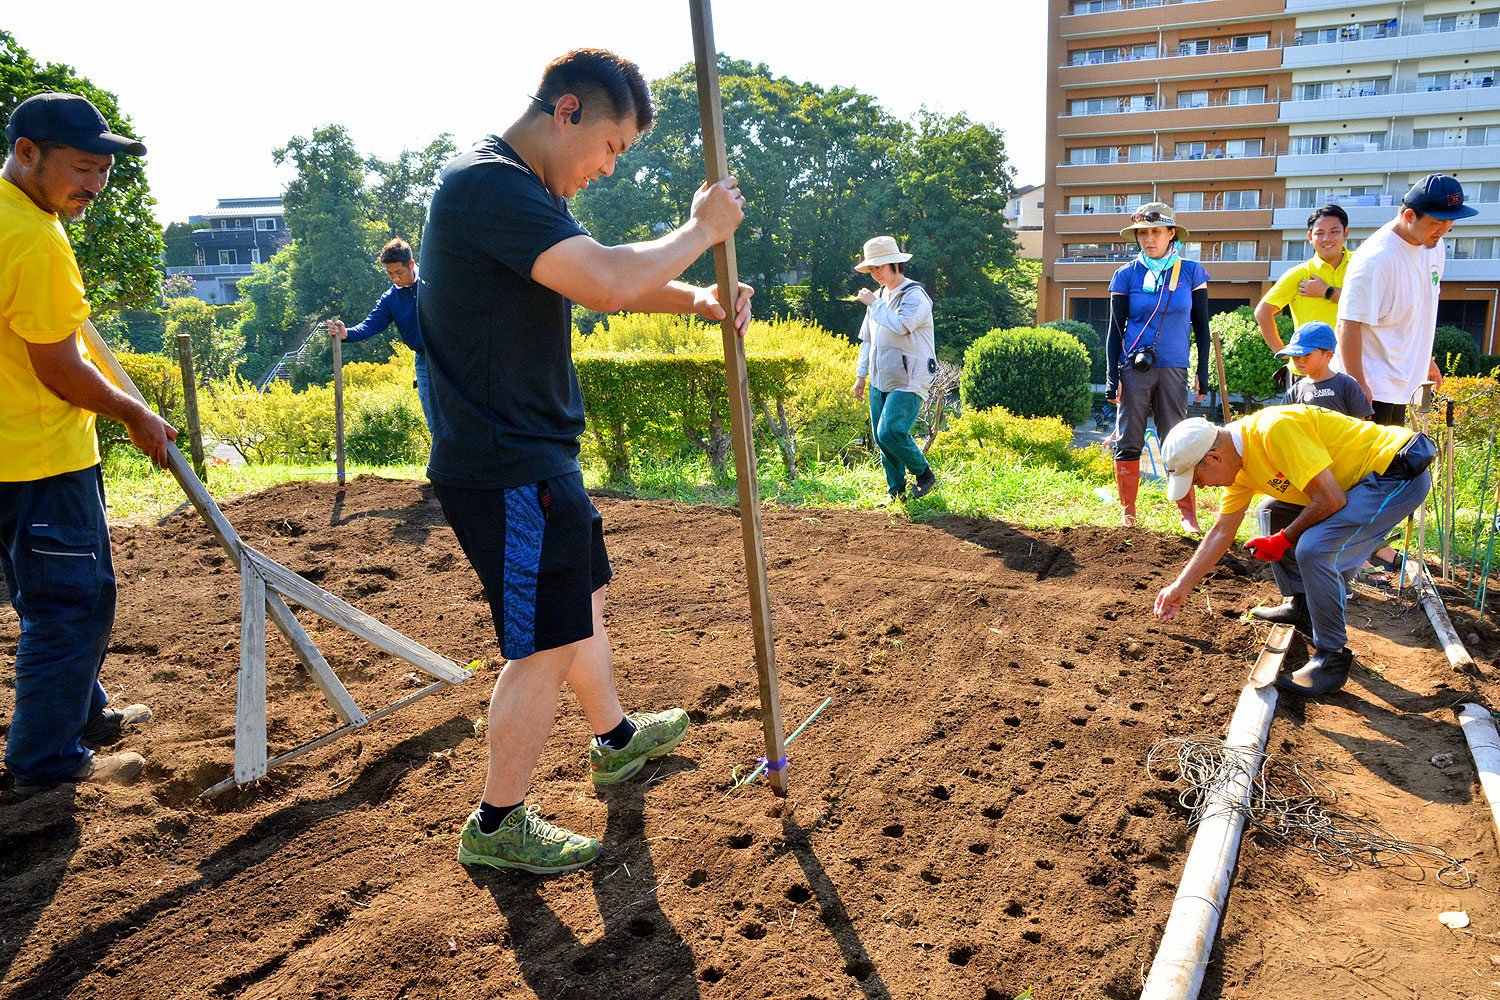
[0,476,1496,999]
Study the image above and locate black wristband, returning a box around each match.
[1323,285,1334,300]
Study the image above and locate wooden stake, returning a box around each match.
[332,329,346,487]
[174,333,208,482]
[1210,327,1231,423]
[689,0,788,796]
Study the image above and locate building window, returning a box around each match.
[1173,190,1260,212]
[1068,143,1154,165]
[1068,42,1157,65]
[1068,296,1111,339]
[1070,95,1155,116]
[1067,193,1150,214]
[1448,237,1497,260]
[1226,86,1266,106]
[195,248,205,267]
[1176,90,1209,109]
[219,250,238,266]
[257,218,277,231]
[250,248,261,264]
[1437,300,1489,346]
[1212,241,1259,262]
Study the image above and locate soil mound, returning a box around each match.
[0,476,1492,999]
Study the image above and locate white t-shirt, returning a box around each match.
[1332,219,1445,405]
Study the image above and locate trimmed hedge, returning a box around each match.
[959,326,1091,426]
[1040,318,1106,383]
[97,351,185,463]
[573,352,808,482]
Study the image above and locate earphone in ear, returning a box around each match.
[529,94,581,124]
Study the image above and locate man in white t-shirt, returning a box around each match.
[1334,174,1477,427]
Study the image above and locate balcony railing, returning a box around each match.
[1290,78,1500,102]
[1059,93,1281,117]
[1064,38,1284,68]
[1057,253,1272,264]
[1062,0,1233,20]
[1285,136,1500,156]
[1059,143,1281,168]
[1291,18,1499,45]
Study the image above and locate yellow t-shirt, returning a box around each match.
[0,175,98,482]
[1221,405,1412,514]
[1258,249,1349,330]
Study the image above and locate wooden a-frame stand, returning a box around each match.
[80,320,472,799]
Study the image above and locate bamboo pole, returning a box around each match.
[689,0,788,796]
[331,330,346,487]
[174,333,208,482]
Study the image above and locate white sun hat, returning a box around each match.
[1162,417,1219,502]
[855,235,913,272]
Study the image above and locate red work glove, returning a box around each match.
[1245,530,1291,562]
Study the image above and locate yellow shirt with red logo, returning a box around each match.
[1221,405,1412,514]
[0,175,98,482]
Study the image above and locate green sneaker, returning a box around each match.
[456,805,601,874]
[589,708,691,786]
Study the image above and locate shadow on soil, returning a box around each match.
[1,716,472,1000]
[469,777,701,1000]
[927,515,1080,581]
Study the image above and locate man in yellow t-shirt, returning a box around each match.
[1151,407,1433,697]
[1254,204,1350,356]
[1,92,177,794]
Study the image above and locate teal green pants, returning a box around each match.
[869,386,930,496]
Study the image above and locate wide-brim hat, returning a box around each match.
[855,235,913,272]
[1119,202,1189,241]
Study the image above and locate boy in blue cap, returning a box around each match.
[1278,321,1373,419]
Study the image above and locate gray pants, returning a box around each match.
[1263,470,1430,651]
[1113,366,1188,462]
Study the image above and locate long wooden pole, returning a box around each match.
[1211,328,1231,423]
[174,332,208,482]
[331,329,346,487]
[689,0,788,796]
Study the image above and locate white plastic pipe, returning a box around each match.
[1140,681,1278,1000]
[1456,704,1500,851]
[1415,568,1477,675]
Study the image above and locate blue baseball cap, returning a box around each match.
[1276,321,1337,358]
[5,92,147,156]
[1402,173,1478,221]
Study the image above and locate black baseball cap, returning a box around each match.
[5,92,147,157]
[1402,173,1478,221]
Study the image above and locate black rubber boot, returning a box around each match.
[1250,593,1310,631]
[912,468,937,499]
[1274,647,1353,697]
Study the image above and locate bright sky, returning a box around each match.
[6,1,1048,226]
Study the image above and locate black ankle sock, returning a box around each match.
[477,801,521,834]
[596,716,637,750]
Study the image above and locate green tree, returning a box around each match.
[233,247,303,381]
[162,220,199,267]
[274,125,386,334]
[166,296,242,383]
[887,110,1018,358]
[0,29,164,312]
[365,133,457,253]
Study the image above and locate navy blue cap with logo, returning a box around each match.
[5,92,147,157]
[1402,173,1478,221]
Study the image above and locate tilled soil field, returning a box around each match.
[1,476,1497,1000]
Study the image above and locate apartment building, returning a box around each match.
[1041,0,1500,351]
[165,197,290,305]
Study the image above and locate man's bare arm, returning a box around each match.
[26,334,177,465]
[1253,300,1285,353]
[531,177,745,314]
[1335,319,1372,401]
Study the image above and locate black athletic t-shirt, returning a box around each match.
[419,136,589,489]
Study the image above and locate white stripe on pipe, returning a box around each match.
[1140,681,1278,1000]
[1456,704,1500,852]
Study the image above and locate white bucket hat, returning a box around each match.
[855,235,913,272]
[1162,418,1219,502]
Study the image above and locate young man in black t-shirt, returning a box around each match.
[421,49,753,874]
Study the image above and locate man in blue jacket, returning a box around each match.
[327,238,431,430]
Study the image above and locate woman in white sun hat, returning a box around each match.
[1106,203,1212,532]
[851,236,938,504]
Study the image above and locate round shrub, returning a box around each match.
[1434,325,1481,376]
[1040,318,1106,383]
[960,326,1091,426]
